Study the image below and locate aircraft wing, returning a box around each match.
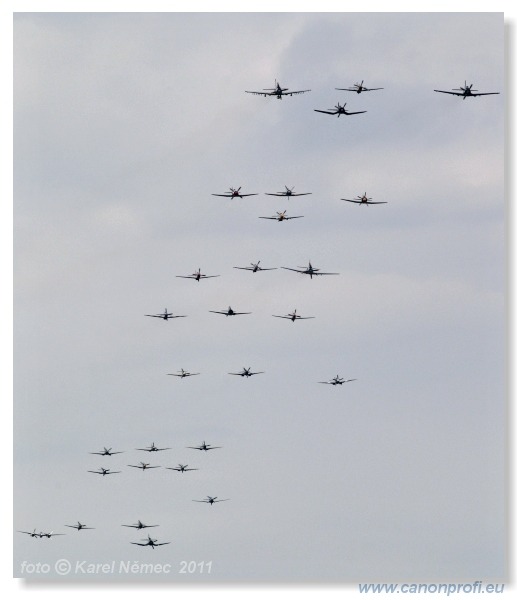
[434,90,463,96]
[314,109,338,115]
[366,201,387,204]
[344,110,367,115]
[286,89,311,95]
[295,316,315,319]
[312,271,339,275]
[272,315,292,319]
[209,310,227,314]
[237,193,258,197]
[245,90,273,96]
[341,199,363,203]
[154,542,171,546]
[470,92,500,96]
[145,314,166,318]
[281,267,306,273]
[211,193,233,197]
[131,542,149,546]
[231,311,251,315]
[318,381,334,384]
[259,216,280,220]
[284,216,304,220]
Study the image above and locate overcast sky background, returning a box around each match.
[13,11,505,582]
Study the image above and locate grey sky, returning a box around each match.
[14,12,504,582]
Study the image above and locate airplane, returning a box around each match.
[314,102,366,117]
[131,534,170,549]
[145,309,187,320]
[122,520,159,530]
[259,210,304,221]
[265,186,312,198]
[211,187,258,199]
[39,531,65,538]
[167,368,200,378]
[341,193,387,206]
[88,468,121,476]
[434,81,499,99]
[65,522,95,531]
[176,268,220,282]
[89,447,124,456]
[245,80,310,99]
[136,443,171,452]
[319,375,357,386]
[193,496,230,505]
[18,529,41,538]
[233,261,277,273]
[281,261,339,279]
[128,462,161,471]
[228,367,264,377]
[272,309,315,322]
[187,441,221,452]
[166,464,198,472]
[336,80,383,93]
[209,306,251,316]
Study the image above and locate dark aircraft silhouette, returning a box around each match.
[122,521,159,530]
[19,529,41,538]
[234,261,277,273]
[259,210,304,221]
[65,522,94,531]
[319,375,357,386]
[176,268,220,282]
[211,187,258,199]
[193,496,230,505]
[167,368,200,378]
[131,534,170,549]
[245,80,310,99]
[282,261,339,279]
[88,468,121,476]
[336,80,383,93]
[145,308,186,320]
[314,102,366,117]
[136,443,171,452]
[209,306,251,316]
[341,193,387,206]
[187,441,221,452]
[128,462,161,471]
[272,309,315,322]
[89,447,124,456]
[434,81,499,99]
[166,464,198,472]
[228,367,264,377]
[265,186,312,198]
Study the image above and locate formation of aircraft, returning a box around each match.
[122,520,158,530]
[167,368,200,378]
[166,464,198,472]
[265,186,312,198]
[319,375,357,386]
[212,187,257,199]
[434,81,499,99]
[193,496,230,505]
[88,468,121,476]
[272,309,315,322]
[131,534,170,549]
[128,462,161,471]
[341,193,387,205]
[89,447,124,456]
[245,80,310,99]
[209,306,251,316]
[233,261,277,273]
[336,80,383,93]
[187,441,221,452]
[65,522,94,531]
[259,210,304,221]
[314,102,366,117]
[282,261,339,279]
[136,443,171,452]
[145,309,186,320]
[228,367,264,377]
[176,268,220,282]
